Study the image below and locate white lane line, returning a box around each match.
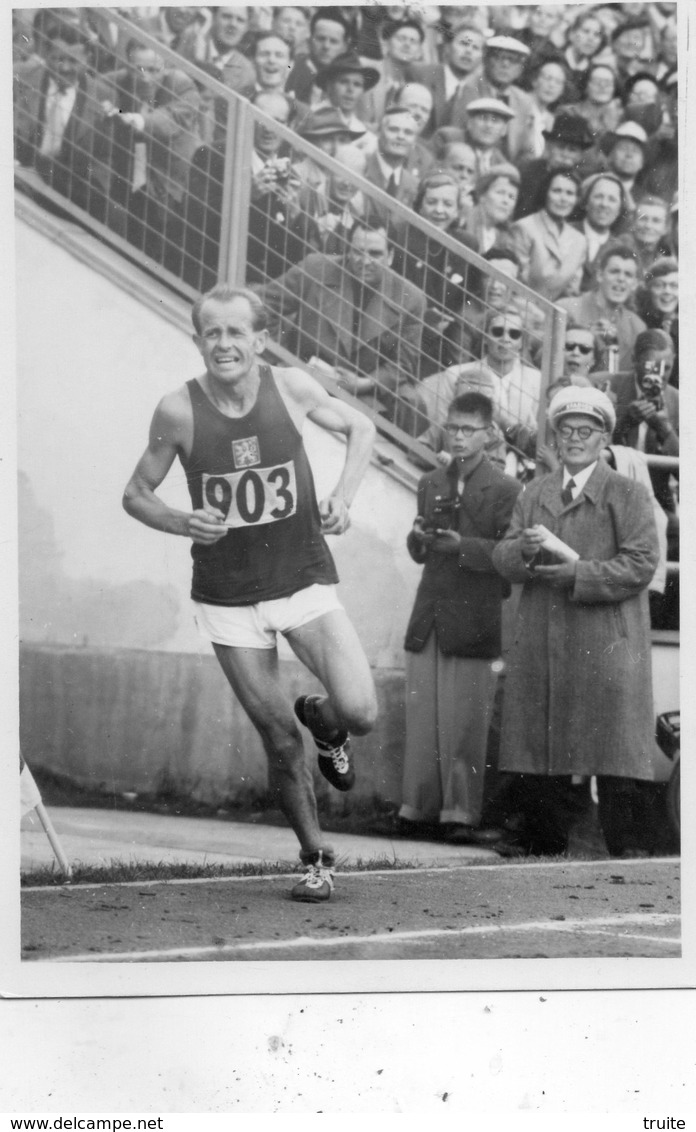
[23,855,680,893]
[49,912,681,963]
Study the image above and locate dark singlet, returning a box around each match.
[181,365,338,605]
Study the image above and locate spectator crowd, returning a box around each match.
[13,5,680,852]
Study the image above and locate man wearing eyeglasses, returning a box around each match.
[491,385,662,858]
[397,391,521,845]
[563,325,598,380]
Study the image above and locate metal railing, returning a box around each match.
[13,6,567,469]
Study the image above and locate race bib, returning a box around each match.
[202,461,297,528]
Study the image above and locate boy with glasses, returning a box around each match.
[398,392,521,844]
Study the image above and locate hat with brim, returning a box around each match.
[548,386,616,433]
[466,97,515,120]
[313,51,380,92]
[606,120,648,147]
[486,35,530,56]
[297,106,367,140]
[542,113,594,149]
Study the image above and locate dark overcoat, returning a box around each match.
[405,458,521,659]
[492,460,662,779]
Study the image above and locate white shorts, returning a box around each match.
[193,584,344,649]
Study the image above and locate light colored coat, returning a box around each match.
[492,459,662,780]
[511,209,588,301]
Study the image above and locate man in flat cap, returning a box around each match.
[462,97,515,177]
[492,385,663,857]
[449,33,536,163]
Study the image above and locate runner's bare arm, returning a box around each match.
[122,393,227,545]
[277,367,376,534]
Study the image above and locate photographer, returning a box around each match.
[610,329,679,514]
[396,392,520,845]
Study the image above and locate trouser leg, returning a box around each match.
[399,637,441,822]
[438,655,498,826]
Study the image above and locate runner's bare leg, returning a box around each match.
[286,609,378,736]
[212,643,325,855]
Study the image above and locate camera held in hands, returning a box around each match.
[637,358,665,407]
[424,493,459,533]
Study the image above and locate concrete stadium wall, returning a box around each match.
[19,643,406,812]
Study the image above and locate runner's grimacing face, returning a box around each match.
[194,299,267,384]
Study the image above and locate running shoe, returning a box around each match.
[291,850,335,903]
[294,694,355,791]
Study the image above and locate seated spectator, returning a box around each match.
[184,88,308,291]
[608,16,654,94]
[449,245,545,366]
[610,328,678,518]
[654,18,678,81]
[293,105,367,215]
[563,323,601,383]
[357,18,426,129]
[574,172,629,290]
[461,97,516,179]
[517,4,567,63]
[561,10,610,99]
[178,6,255,94]
[450,34,535,164]
[406,19,487,137]
[14,26,99,213]
[362,107,420,226]
[627,195,674,278]
[284,9,352,107]
[461,164,520,255]
[391,171,479,377]
[439,139,478,220]
[261,218,427,433]
[420,304,541,448]
[272,7,311,60]
[246,92,321,285]
[595,121,649,213]
[526,58,570,158]
[392,84,437,180]
[638,70,678,201]
[310,145,366,254]
[558,62,623,145]
[559,243,646,371]
[622,69,662,112]
[635,256,679,389]
[313,50,379,149]
[238,32,296,101]
[93,40,201,273]
[511,168,587,301]
[514,113,595,219]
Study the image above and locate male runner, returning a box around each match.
[123,285,378,902]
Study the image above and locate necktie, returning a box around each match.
[386,171,398,197]
[561,478,576,507]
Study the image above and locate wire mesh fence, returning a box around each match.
[14,5,566,469]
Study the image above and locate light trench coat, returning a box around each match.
[492,459,662,780]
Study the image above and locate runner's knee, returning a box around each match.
[341,691,378,736]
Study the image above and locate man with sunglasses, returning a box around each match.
[492,385,662,858]
[398,391,521,844]
[563,325,598,380]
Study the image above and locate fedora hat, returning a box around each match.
[297,106,367,140]
[542,113,594,149]
[314,51,380,92]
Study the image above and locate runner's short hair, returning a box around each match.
[192,286,268,334]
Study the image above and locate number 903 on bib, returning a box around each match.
[202,462,298,528]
